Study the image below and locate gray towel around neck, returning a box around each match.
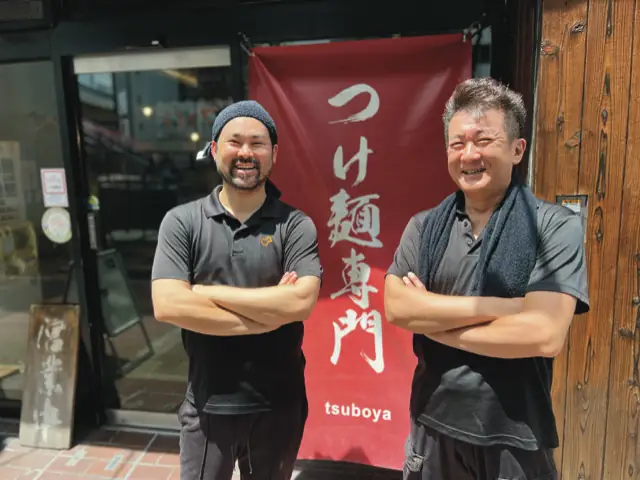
[418,181,539,298]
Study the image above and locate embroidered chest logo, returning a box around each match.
[260,235,273,247]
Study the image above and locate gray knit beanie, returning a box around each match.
[211,100,278,145]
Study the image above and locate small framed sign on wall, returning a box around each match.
[0,1,52,32]
[556,194,588,244]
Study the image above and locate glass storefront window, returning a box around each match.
[0,61,77,401]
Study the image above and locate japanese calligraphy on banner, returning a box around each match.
[249,34,471,470]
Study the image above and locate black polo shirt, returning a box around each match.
[387,198,589,450]
[151,184,322,414]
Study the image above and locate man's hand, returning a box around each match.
[402,272,426,290]
[400,272,525,322]
[402,272,524,326]
[384,272,526,335]
[279,271,298,286]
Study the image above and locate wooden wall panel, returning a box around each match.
[561,0,636,479]
[532,0,589,471]
[602,1,640,477]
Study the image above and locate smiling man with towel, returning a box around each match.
[384,78,589,480]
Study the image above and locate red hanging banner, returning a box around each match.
[249,34,471,470]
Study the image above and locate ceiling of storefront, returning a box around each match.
[62,0,489,24]
[0,0,495,52]
[59,0,491,41]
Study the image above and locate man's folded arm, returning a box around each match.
[192,275,321,326]
[428,290,577,358]
[429,210,589,358]
[152,278,276,336]
[384,274,522,334]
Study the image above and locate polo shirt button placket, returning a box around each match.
[232,230,244,256]
[461,219,474,247]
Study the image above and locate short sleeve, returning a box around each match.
[151,207,192,282]
[284,212,323,279]
[386,212,427,278]
[527,207,590,314]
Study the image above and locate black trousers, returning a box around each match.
[403,420,557,480]
[178,398,308,480]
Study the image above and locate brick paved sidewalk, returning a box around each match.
[0,420,401,479]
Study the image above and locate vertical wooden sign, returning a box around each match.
[19,304,81,450]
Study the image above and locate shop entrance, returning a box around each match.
[72,47,231,428]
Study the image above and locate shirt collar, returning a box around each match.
[454,181,538,218]
[203,180,282,219]
[454,190,467,217]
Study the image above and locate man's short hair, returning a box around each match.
[442,78,526,143]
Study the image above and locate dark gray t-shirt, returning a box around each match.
[152,185,322,414]
[387,198,589,449]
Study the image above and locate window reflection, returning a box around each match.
[0,62,76,401]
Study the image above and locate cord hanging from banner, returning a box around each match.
[463,15,489,43]
[238,32,255,57]
[463,14,491,78]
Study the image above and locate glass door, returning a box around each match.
[73,47,231,428]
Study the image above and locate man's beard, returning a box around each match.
[217,157,273,191]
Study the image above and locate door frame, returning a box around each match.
[68,45,233,430]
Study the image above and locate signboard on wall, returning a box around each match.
[19,304,80,450]
[40,168,69,208]
[249,34,471,469]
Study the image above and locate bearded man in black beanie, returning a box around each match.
[151,100,322,480]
